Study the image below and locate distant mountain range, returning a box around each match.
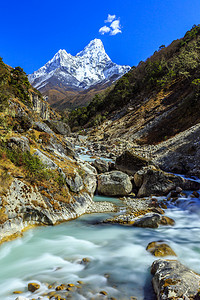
[28,39,130,108]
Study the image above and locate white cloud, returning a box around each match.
[99,26,111,35]
[110,28,122,36]
[110,20,122,35]
[99,15,122,36]
[105,14,116,23]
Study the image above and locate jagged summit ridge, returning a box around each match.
[28,39,131,91]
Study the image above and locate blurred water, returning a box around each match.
[0,203,200,299]
[0,151,200,299]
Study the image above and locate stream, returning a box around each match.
[0,150,200,300]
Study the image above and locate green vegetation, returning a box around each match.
[0,57,33,111]
[68,24,200,130]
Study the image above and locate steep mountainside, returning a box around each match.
[29,39,130,108]
[68,25,200,144]
[0,58,114,244]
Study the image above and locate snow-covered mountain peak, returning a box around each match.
[29,39,131,91]
[77,39,106,57]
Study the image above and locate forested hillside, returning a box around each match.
[68,25,200,144]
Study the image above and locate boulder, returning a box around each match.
[28,282,40,292]
[92,159,109,174]
[34,121,55,136]
[151,259,200,299]
[7,136,30,152]
[160,216,175,226]
[134,165,200,197]
[133,213,161,228]
[146,241,177,257]
[115,150,150,175]
[98,171,132,196]
[46,120,71,136]
[78,161,97,195]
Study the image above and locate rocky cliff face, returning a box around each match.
[30,92,50,120]
[0,58,116,244]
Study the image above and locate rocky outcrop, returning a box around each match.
[33,149,58,169]
[46,120,71,136]
[153,123,200,177]
[33,121,55,136]
[134,165,200,197]
[30,93,50,120]
[78,161,97,195]
[151,259,200,299]
[98,171,132,196]
[0,177,102,243]
[115,150,150,175]
[7,136,30,152]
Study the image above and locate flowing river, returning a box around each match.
[0,151,200,300]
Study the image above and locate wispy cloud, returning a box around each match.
[105,14,116,23]
[99,14,122,36]
[99,26,111,35]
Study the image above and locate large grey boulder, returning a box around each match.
[7,136,30,152]
[46,120,71,136]
[134,165,200,197]
[92,159,109,174]
[133,213,161,228]
[98,171,132,196]
[115,150,150,175]
[34,121,55,136]
[151,259,200,299]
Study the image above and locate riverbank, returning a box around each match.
[1,132,200,300]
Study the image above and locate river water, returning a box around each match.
[0,152,200,300]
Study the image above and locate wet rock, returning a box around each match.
[28,282,40,292]
[15,297,30,300]
[133,213,161,228]
[146,241,177,257]
[80,257,91,265]
[151,259,200,299]
[160,216,175,226]
[92,159,109,174]
[192,191,200,198]
[7,136,30,152]
[115,150,150,175]
[56,284,67,291]
[99,290,108,295]
[98,171,132,196]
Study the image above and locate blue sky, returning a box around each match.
[1,0,200,74]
